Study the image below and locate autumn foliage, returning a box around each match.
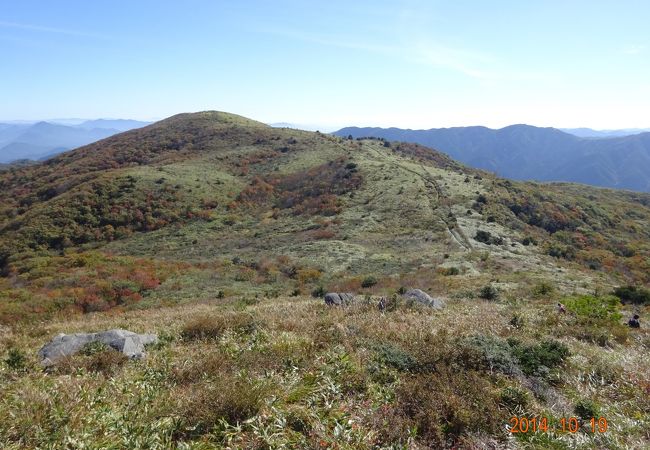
[234,157,362,216]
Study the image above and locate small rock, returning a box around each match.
[402,289,445,309]
[38,329,158,366]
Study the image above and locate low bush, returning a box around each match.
[176,375,269,436]
[532,281,555,297]
[85,350,129,374]
[310,285,325,298]
[475,230,503,245]
[613,285,650,305]
[479,284,499,301]
[562,295,627,345]
[500,386,530,412]
[181,312,258,341]
[460,334,519,375]
[438,266,461,276]
[563,295,622,322]
[521,236,537,246]
[374,342,418,372]
[361,275,378,288]
[54,346,128,376]
[574,399,601,421]
[4,347,27,371]
[509,339,570,377]
[393,370,505,447]
[173,351,233,384]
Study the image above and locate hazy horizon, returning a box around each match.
[2,116,649,134]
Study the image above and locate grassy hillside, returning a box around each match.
[0,112,648,448]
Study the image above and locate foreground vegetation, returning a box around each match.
[1,291,648,449]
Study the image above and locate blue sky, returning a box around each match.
[1,0,649,129]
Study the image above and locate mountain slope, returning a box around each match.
[0,111,648,449]
[335,125,650,191]
[1,111,649,318]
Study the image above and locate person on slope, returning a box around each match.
[628,314,640,328]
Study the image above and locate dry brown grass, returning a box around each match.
[173,374,271,437]
[52,349,129,376]
[181,310,259,341]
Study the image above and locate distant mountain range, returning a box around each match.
[334,125,650,192]
[561,127,650,138]
[0,119,150,163]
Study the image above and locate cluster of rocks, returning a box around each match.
[324,292,355,306]
[323,288,445,310]
[38,329,158,366]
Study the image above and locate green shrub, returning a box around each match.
[521,236,537,246]
[460,334,519,375]
[147,331,174,350]
[510,339,570,377]
[613,285,650,305]
[374,342,417,372]
[500,386,530,411]
[476,230,492,243]
[563,295,622,322]
[4,347,27,371]
[532,281,555,297]
[479,284,499,301]
[562,295,628,345]
[547,243,576,260]
[311,285,325,298]
[574,399,600,420]
[361,275,378,288]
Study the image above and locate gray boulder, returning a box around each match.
[324,292,355,306]
[402,289,445,309]
[38,329,158,366]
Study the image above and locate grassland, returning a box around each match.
[1,292,648,449]
[0,111,649,448]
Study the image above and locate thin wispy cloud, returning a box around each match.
[256,27,399,55]
[623,44,645,55]
[257,27,493,79]
[408,41,494,79]
[0,20,109,39]
[259,27,550,83]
